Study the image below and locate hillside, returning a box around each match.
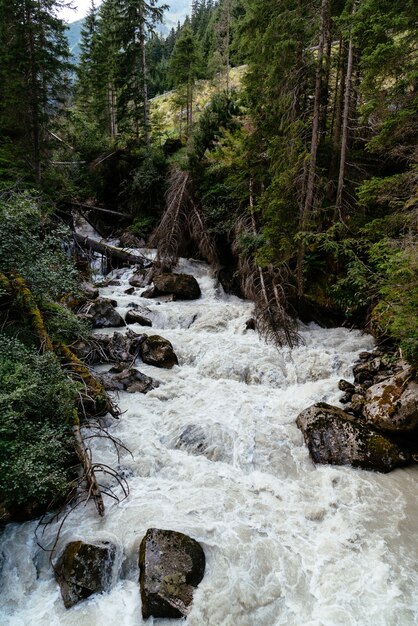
[151,65,247,135]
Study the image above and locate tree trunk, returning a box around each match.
[139,15,150,146]
[335,0,359,218]
[297,0,328,295]
[73,233,151,268]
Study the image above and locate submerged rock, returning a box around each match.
[296,403,410,473]
[139,528,205,619]
[100,368,159,393]
[55,540,116,609]
[363,368,418,432]
[139,335,179,369]
[84,298,125,329]
[153,273,201,300]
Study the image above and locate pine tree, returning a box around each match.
[117,0,165,144]
[0,0,71,183]
[169,22,202,137]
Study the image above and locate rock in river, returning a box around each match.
[296,403,410,473]
[153,273,201,300]
[363,367,418,432]
[100,368,159,393]
[85,298,125,328]
[139,528,205,619]
[139,335,179,368]
[55,540,117,608]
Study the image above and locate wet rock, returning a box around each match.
[347,393,366,416]
[125,310,152,326]
[353,357,383,384]
[339,393,352,404]
[55,540,116,609]
[85,298,125,329]
[245,318,256,331]
[296,403,410,473]
[139,528,205,619]
[100,368,159,393]
[153,273,201,300]
[125,287,135,295]
[108,279,121,286]
[80,282,99,300]
[139,335,179,369]
[363,368,418,432]
[129,268,152,288]
[217,266,243,298]
[142,286,158,299]
[338,380,355,393]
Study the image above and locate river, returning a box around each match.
[1,255,418,626]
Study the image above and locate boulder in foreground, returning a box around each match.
[296,403,410,473]
[139,528,205,619]
[55,540,116,608]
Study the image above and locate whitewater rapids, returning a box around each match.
[1,256,418,626]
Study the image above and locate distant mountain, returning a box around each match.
[66,18,84,63]
[66,1,192,64]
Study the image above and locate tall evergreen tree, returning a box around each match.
[169,22,202,137]
[0,0,70,183]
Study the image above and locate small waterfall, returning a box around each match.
[1,256,418,626]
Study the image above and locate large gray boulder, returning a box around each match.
[85,298,125,328]
[363,368,418,432]
[139,528,205,619]
[139,335,179,369]
[296,403,410,473]
[55,540,117,608]
[153,273,201,300]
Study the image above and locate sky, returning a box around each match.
[59,0,96,23]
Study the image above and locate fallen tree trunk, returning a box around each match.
[74,233,152,269]
[70,201,131,218]
[72,420,105,517]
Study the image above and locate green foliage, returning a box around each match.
[130,215,157,238]
[42,302,91,344]
[370,241,418,364]
[0,335,76,507]
[0,192,77,299]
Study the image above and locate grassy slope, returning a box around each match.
[150,65,247,136]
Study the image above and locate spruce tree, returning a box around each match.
[0,0,71,183]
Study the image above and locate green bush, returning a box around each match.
[0,335,77,508]
[0,191,77,299]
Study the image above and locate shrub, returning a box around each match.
[0,335,77,508]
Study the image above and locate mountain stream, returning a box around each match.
[1,254,418,626]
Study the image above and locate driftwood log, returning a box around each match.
[74,233,152,269]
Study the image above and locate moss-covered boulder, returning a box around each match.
[139,335,178,369]
[363,368,418,432]
[55,540,117,608]
[153,273,201,300]
[139,528,205,619]
[296,403,410,473]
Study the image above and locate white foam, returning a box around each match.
[1,256,417,626]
